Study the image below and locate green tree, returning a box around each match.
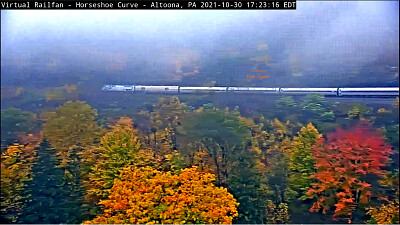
[42,101,101,166]
[288,123,321,198]
[301,94,335,121]
[301,94,325,113]
[1,108,38,145]
[259,119,294,205]
[179,105,251,186]
[41,101,101,221]
[228,142,267,223]
[179,106,271,223]
[18,140,83,223]
[276,96,297,109]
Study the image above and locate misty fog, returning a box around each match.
[1,1,399,88]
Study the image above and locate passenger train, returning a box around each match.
[101,85,399,97]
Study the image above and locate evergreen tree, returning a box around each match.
[19,141,83,223]
[228,143,266,223]
[41,101,102,221]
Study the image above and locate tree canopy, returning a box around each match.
[306,126,392,222]
[42,101,101,165]
[84,166,239,224]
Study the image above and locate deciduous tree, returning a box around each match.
[1,108,38,145]
[306,126,392,222]
[84,167,239,224]
[179,105,250,186]
[288,123,321,198]
[42,101,101,166]
[367,170,399,224]
[85,117,156,204]
[265,200,290,224]
[1,134,40,222]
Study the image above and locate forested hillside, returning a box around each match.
[1,96,399,224]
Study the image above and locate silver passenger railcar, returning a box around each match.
[279,88,338,95]
[228,87,280,94]
[338,87,399,96]
[102,85,134,92]
[135,85,179,93]
[180,86,228,93]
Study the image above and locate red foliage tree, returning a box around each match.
[306,126,392,222]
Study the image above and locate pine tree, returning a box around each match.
[19,140,83,223]
[228,143,267,223]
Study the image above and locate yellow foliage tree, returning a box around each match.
[42,101,101,166]
[367,170,399,224]
[45,85,78,102]
[271,118,293,137]
[1,134,41,222]
[265,200,290,224]
[192,147,216,174]
[367,200,399,224]
[84,167,239,224]
[85,117,157,204]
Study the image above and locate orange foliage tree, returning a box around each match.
[306,126,392,222]
[84,166,239,224]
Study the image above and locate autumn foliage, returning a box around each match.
[367,170,399,224]
[367,200,399,224]
[42,101,101,166]
[84,166,239,224]
[85,117,156,203]
[265,200,290,224]
[288,123,322,197]
[306,126,392,222]
[1,134,41,222]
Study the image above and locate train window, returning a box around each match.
[165,87,169,90]
[141,87,145,90]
